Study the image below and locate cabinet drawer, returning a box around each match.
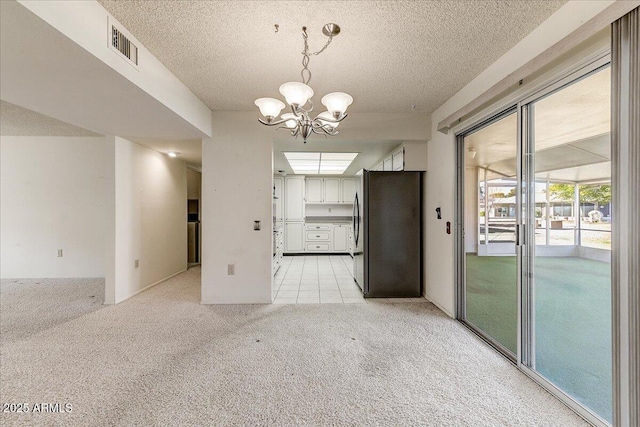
[306,231,330,241]
[306,243,330,252]
[306,224,331,231]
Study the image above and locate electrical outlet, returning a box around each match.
[135,259,140,268]
[228,264,235,275]
[57,249,63,257]
[253,221,261,231]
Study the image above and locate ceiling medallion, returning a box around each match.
[255,23,353,143]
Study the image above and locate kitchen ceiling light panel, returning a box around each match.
[284,152,358,175]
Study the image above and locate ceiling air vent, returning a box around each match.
[109,20,138,67]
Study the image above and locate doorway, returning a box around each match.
[187,167,201,266]
[457,61,612,424]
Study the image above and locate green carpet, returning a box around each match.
[465,254,612,423]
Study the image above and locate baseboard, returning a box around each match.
[200,298,271,305]
[423,292,455,318]
[114,268,187,304]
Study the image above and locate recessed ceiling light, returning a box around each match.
[284,152,358,175]
[168,152,178,158]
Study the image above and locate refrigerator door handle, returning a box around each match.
[353,193,360,246]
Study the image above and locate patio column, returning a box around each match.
[483,168,488,245]
[545,180,550,246]
[574,183,581,246]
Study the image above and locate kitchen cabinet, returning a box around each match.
[273,177,283,221]
[273,226,284,276]
[305,223,331,253]
[392,149,404,171]
[305,178,323,203]
[285,176,305,221]
[341,178,356,204]
[285,222,305,252]
[306,242,330,252]
[383,156,393,171]
[306,224,331,231]
[332,224,349,252]
[305,178,350,204]
[304,223,350,253]
[323,178,341,203]
[307,231,331,241]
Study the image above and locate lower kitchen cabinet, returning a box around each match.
[332,224,349,252]
[285,222,305,252]
[284,221,352,254]
[273,226,284,276]
[302,222,351,253]
[306,242,330,252]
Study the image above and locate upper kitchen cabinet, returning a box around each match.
[306,178,323,203]
[323,178,341,203]
[285,176,305,221]
[383,156,393,171]
[273,176,284,221]
[341,178,356,204]
[305,177,355,204]
[392,148,404,171]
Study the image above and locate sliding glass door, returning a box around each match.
[458,59,612,425]
[459,109,519,358]
[524,65,612,423]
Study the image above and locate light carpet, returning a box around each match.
[0,267,587,426]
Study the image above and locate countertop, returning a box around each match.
[305,216,352,223]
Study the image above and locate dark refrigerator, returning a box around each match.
[352,171,423,298]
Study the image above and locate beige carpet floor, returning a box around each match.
[1,267,587,426]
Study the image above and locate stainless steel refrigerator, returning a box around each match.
[352,171,423,298]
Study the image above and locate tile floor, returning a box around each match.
[273,255,429,304]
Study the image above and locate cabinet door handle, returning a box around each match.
[316,246,320,248]
[316,235,320,237]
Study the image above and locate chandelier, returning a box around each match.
[254,23,353,143]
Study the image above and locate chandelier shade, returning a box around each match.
[281,113,299,129]
[317,111,340,129]
[254,98,285,119]
[321,92,353,117]
[279,82,314,107]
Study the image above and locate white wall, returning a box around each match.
[424,1,616,317]
[201,112,274,304]
[0,136,108,278]
[17,0,211,137]
[104,136,187,304]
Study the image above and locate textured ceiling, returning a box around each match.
[98,0,566,115]
[0,100,102,137]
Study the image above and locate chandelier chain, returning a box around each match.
[300,26,334,85]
